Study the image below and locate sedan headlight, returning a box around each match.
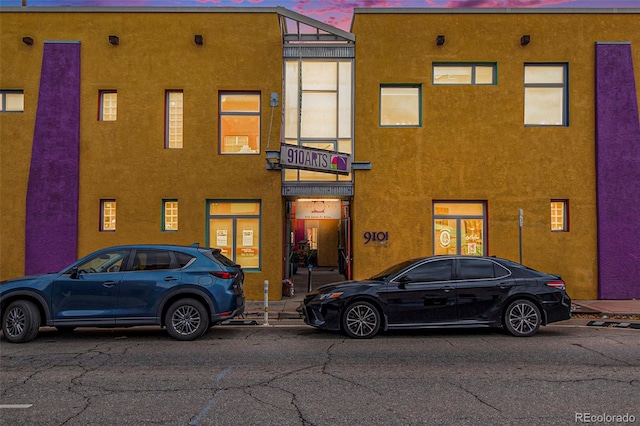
[319,291,344,301]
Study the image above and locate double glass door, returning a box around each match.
[433,202,485,256]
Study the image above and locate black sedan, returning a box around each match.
[300,256,571,338]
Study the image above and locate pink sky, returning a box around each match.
[4,0,639,31]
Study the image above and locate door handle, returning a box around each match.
[442,285,454,292]
[498,283,512,289]
[164,276,178,282]
[103,281,117,287]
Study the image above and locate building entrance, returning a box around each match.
[285,199,351,281]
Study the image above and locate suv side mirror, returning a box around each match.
[69,267,79,279]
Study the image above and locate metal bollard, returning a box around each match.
[263,280,269,326]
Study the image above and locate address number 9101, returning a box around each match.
[364,231,388,244]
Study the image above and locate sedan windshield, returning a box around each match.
[369,259,417,280]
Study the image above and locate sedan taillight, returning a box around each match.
[211,271,238,279]
[546,280,566,290]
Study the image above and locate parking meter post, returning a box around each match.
[307,264,313,293]
[263,280,269,326]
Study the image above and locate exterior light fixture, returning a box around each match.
[22,36,34,45]
[436,35,445,46]
[194,34,204,45]
[108,35,119,46]
[520,35,531,46]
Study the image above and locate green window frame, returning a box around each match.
[207,201,261,270]
[379,84,422,127]
[432,63,497,85]
[162,199,178,232]
[219,92,261,155]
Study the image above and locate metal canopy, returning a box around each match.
[277,7,355,45]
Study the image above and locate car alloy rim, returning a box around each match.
[346,305,377,337]
[508,303,538,334]
[5,306,26,337]
[171,305,201,336]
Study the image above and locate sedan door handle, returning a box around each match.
[442,285,455,292]
[102,281,118,287]
[498,283,512,289]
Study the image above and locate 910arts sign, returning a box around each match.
[280,145,351,175]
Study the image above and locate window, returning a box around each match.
[166,90,183,149]
[433,64,496,85]
[219,92,260,154]
[132,250,172,271]
[100,199,116,231]
[284,60,353,182]
[1,90,24,112]
[72,249,128,274]
[524,64,568,126]
[551,200,569,231]
[434,202,485,256]
[99,90,117,121]
[403,259,454,282]
[458,258,509,280]
[380,85,421,127]
[163,200,178,231]
[207,201,261,270]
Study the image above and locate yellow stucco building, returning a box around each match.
[1,7,639,300]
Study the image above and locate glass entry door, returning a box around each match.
[433,203,485,256]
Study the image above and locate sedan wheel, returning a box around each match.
[165,298,209,341]
[504,299,541,337]
[2,300,41,343]
[342,301,380,339]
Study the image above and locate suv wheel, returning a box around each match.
[165,298,209,341]
[2,300,41,343]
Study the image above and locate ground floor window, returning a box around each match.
[207,201,261,270]
[433,202,485,256]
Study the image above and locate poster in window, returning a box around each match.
[243,230,253,246]
[216,230,228,247]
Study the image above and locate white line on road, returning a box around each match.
[0,404,33,409]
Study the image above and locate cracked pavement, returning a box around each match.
[1,324,639,425]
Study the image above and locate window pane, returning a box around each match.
[525,66,565,84]
[209,202,260,215]
[77,250,128,273]
[434,66,472,84]
[338,62,352,138]
[133,250,172,270]
[458,259,495,279]
[551,201,567,231]
[461,219,484,256]
[301,92,337,138]
[285,61,299,139]
[236,218,260,269]
[101,91,117,121]
[101,200,116,231]
[475,66,494,84]
[434,202,484,216]
[220,93,260,154]
[302,62,337,91]
[380,86,420,126]
[405,260,453,282]
[164,200,178,231]
[524,87,564,125]
[6,92,24,111]
[210,218,234,259]
[167,91,183,149]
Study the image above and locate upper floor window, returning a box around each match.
[524,64,568,126]
[551,200,569,232]
[220,92,260,154]
[166,90,183,149]
[99,90,117,121]
[433,63,496,85]
[380,85,421,127]
[1,90,24,112]
[100,199,116,232]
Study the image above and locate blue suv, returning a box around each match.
[1,244,245,342]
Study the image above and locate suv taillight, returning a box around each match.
[211,271,238,279]
[546,280,566,290]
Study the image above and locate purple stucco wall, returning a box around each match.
[25,42,80,275]
[595,42,640,299]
